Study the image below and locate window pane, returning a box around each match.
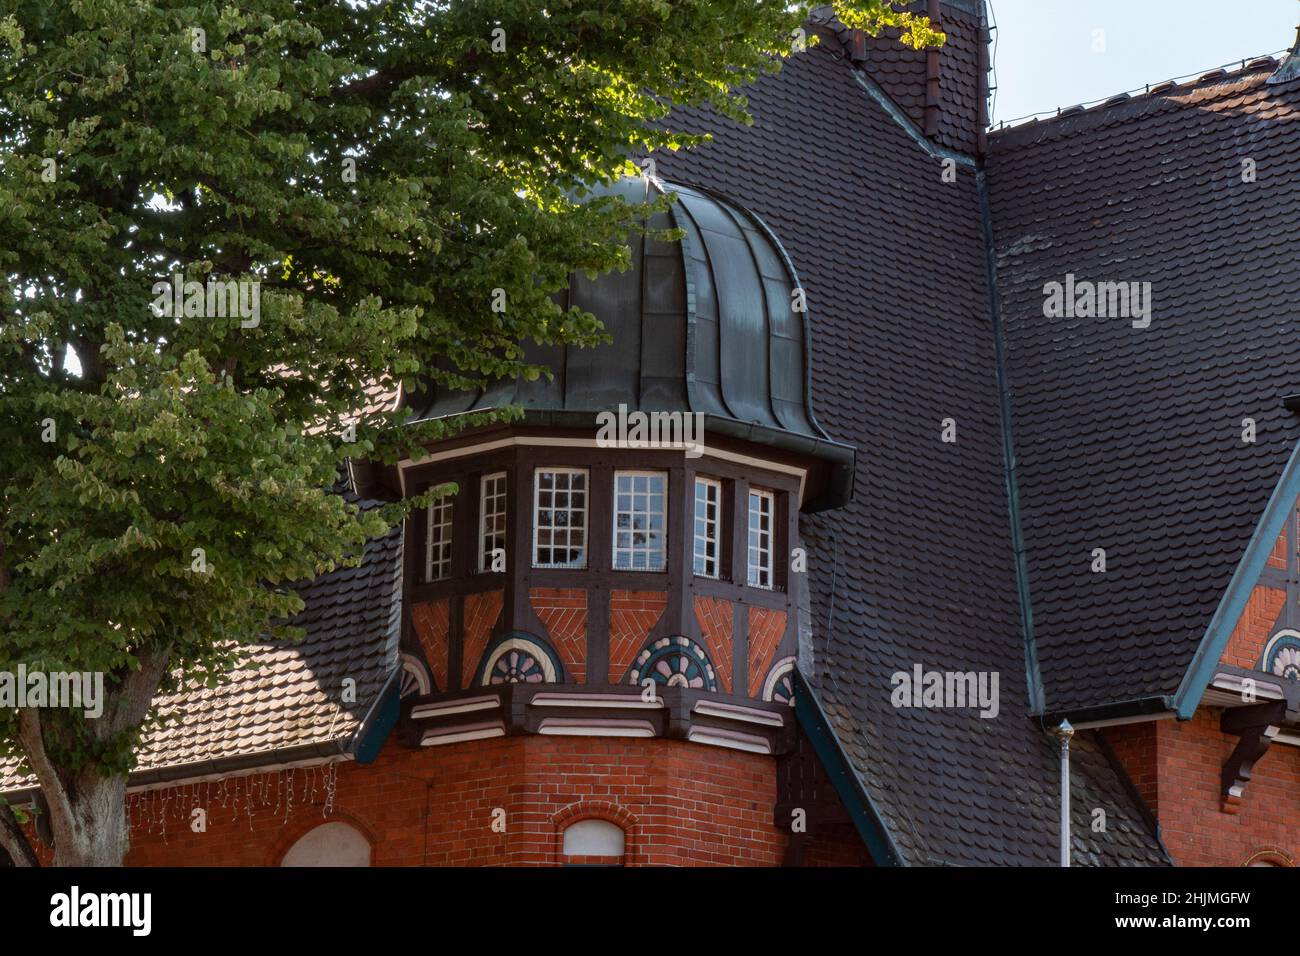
[693,478,721,578]
[425,495,454,582]
[747,489,774,589]
[533,469,588,568]
[613,472,667,571]
[478,472,507,572]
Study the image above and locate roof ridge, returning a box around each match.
[991,49,1289,135]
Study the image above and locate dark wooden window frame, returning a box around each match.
[404,443,799,608]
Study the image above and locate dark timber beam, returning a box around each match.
[1220,699,1287,813]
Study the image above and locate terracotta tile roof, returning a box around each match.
[986,62,1300,713]
[656,41,1168,865]
[1,510,402,793]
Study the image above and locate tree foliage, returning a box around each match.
[0,0,939,863]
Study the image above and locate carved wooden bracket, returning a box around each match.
[1220,700,1287,813]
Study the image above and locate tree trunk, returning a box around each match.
[16,646,171,866]
[50,770,130,867]
[0,802,40,866]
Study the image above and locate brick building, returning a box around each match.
[6,1,1300,867]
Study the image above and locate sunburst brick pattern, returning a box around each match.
[693,596,734,694]
[747,607,788,699]
[411,599,451,692]
[461,590,505,688]
[608,591,667,685]
[531,588,588,684]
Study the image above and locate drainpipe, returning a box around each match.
[1054,719,1074,866]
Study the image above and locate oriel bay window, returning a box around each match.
[613,470,667,571]
[534,467,589,568]
[478,472,507,572]
[410,456,794,593]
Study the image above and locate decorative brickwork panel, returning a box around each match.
[1218,584,1286,672]
[747,607,788,699]
[1268,524,1288,569]
[608,590,667,685]
[693,596,734,694]
[461,590,505,688]
[410,599,451,692]
[530,588,588,684]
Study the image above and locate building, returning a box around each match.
[5,1,1300,867]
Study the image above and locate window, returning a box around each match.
[747,488,775,589]
[693,477,721,578]
[534,468,588,568]
[478,472,507,572]
[613,471,667,571]
[562,819,625,862]
[425,495,453,582]
[281,822,371,867]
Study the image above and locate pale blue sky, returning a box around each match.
[988,0,1300,125]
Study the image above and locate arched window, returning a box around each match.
[281,821,371,867]
[1245,848,1293,867]
[561,819,625,865]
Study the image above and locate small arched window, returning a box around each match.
[1245,848,1293,867]
[561,818,626,865]
[281,821,371,867]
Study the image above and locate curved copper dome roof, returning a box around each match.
[408,179,854,509]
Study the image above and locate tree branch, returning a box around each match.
[0,801,40,867]
[15,709,77,847]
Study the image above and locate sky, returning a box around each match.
[988,0,1300,126]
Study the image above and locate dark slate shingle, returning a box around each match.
[658,42,1168,865]
[987,64,1300,714]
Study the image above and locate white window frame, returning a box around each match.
[425,494,454,582]
[612,470,668,572]
[478,471,508,573]
[747,488,775,589]
[533,467,589,569]
[693,476,722,579]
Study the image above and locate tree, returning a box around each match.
[0,0,940,866]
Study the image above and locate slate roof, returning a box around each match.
[654,37,1169,864]
[1,512,402,793]
[986,61,1300,713]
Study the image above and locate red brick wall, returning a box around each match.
[1105,708,1300,867]
[113,735,787,867]
[530,587,588,684]
[802,823,874,866]
[1105,720,1160,817]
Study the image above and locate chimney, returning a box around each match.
[925,0,942,137]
